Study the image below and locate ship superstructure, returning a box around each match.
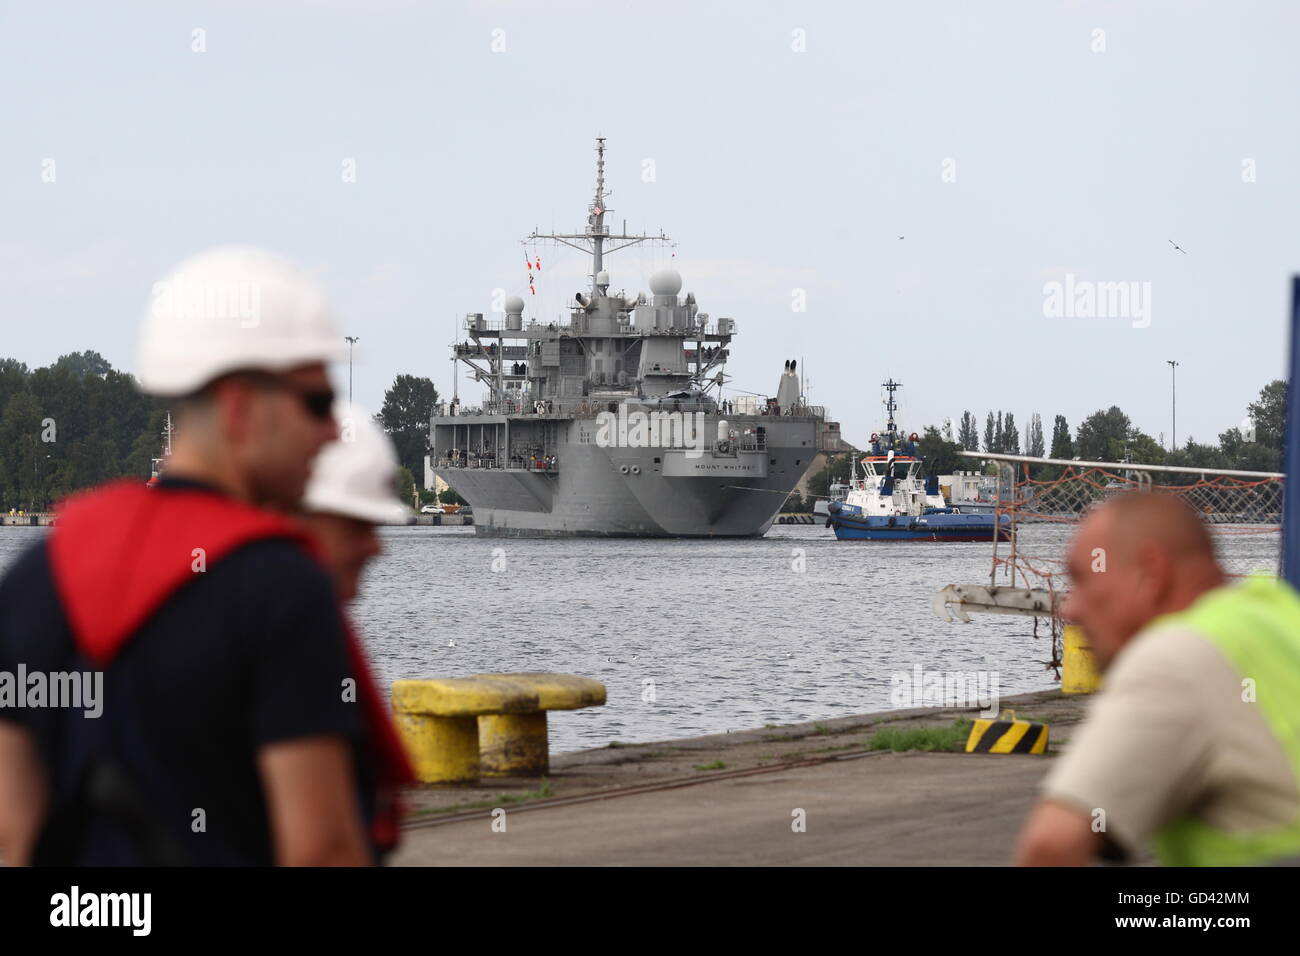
[430,138,832,537]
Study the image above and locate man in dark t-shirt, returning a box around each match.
[0,247,409,865]
[0,492,370,864]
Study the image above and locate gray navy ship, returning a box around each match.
[430,138,836,537]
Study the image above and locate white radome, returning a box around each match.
[649,268,682,296]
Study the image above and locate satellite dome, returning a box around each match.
[504,295,525,314]
[649,268,682,296]
[595,270,610,287]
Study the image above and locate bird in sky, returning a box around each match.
[1168,239,1188,254]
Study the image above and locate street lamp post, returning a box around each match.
[345,336,359,403]
[1166,360,1179,451]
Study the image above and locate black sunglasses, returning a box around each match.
[233,372,336,422]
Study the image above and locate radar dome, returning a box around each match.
[595,270,610,287]
[649,268,682,296]
[504,295,525,314]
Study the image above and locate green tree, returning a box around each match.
[52,350,112,380]
[1027,413,1046,458]
[0,359,29,416]
[1002,412,1019,454]
[1164,439,1228,485]
[918,425,964,475]
[439,487,466,506]
[1219,425,1280,472]
[983,412,996,452]
[0,392,46,511]
[1246,380,1286,452]
[1127,430,1166,465]
[957,411,980,451]
[1075,406,1132,461]
[1049,415,1073,460]
[806,452,855,500]
[378,375,440,488]
[396,465,416,508]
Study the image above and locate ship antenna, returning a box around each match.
[591,137,606,292]
[882,378,902,435]
[524,137,671,296]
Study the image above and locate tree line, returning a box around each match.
[0,352,165,512]
[0,353,447,513]
[951,379,1283,474]
[807,379,1285,500]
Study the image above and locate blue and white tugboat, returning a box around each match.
[827,380,1010,542]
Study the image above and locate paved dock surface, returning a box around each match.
[392,689,1087,866]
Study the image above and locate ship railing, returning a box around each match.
[435,455,558,474]
[460,315,739,339]
[713,434,767,454]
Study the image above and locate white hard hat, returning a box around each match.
[138,246,346,396]
[303,403,411,525]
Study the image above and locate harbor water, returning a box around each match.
[3,523,1277,755]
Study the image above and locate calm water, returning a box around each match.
[0,523,1281,754]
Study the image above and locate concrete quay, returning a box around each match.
[391,688,1099,866]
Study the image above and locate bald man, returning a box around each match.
[1016,492,1300,866]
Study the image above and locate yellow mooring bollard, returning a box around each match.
[474,673,607,776]
[1061,625,1102,694]
[965,709,1049,754]
[391,677,539,784]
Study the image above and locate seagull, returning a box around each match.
[446,639,456,648]
[1168,239,1188,254]
[897,235,905,240]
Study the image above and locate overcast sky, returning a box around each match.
[3,0,1297,451]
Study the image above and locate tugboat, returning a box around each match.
[826,380,1010,542]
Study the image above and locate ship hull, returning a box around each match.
[828,511,1010,542]
[433,415,818,538]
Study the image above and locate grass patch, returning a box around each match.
[694,760,726,771]
[868,718,973,753]
[812,723,833,736]
[410,779,554,816]
[497,779,554,804]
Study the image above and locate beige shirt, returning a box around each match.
[1042,623,1299,858]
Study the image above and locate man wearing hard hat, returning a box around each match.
[300,403,410,603]
[0,247,411,866]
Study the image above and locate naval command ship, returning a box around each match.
[430,138,838,537]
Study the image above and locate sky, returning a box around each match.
[3,0,1298,451]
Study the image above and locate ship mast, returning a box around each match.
[882,378,902,436]
[526,137,673,295]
